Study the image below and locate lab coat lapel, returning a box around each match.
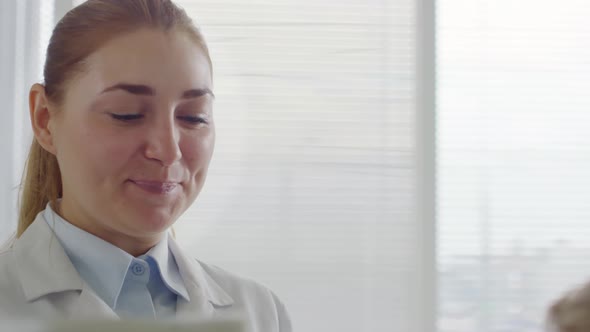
[14,213,118,319]
[67,283,119,319]
[175,278,217,319]
[14,214,83,302]
[168,235,234,320]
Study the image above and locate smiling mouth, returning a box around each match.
[130,180,179,195]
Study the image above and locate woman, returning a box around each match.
[0,1,291,330]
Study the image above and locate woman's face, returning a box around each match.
[48,28,214,250]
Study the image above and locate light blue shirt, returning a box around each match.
[42,202,190,319]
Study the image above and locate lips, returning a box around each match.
[130,180,179,195]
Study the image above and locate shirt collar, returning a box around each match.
[142,234,190,301]
[43,203,131,308]
[43,202,189,307]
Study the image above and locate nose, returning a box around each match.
[144,116,182,166]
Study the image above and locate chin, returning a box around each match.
[127,207,177,234]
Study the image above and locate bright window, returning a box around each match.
[437,0,590,331]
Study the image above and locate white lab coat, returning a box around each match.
[0,213,292,332]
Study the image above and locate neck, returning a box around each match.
[53,200,163,257]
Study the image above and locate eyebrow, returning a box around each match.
[101,83,215,99]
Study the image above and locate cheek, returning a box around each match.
[181,131,215,172]
[62,123,138,182]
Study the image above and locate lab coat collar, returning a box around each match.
[13,212,234,319]
[168,234,234,318]
[14,212,119,319]
[14,212,84,302]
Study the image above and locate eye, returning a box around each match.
[178,115,209,125]
[110,113,143,121]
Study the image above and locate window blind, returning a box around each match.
[0,0,52,243]
[437,0,590,331]
[173,1,429,331]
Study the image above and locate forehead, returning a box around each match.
[79,28,212,97]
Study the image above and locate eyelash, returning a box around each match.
[110,114,142,121]
[179,116,209,124]
[110,114,209,125]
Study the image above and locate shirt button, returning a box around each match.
[131,263,145,276]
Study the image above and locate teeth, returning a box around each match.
[161,183,177,192]
[133,181,177,193]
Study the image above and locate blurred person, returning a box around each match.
[0,1,291,331]
[546,281,590,332]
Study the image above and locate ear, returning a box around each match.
[29,83,58,155]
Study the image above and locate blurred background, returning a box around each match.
[1,0,589,331]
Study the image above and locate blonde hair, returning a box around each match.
[547,281,590,332]
[17,0,211,237]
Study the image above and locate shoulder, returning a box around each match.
[197,260,268,296]
[0,235,15,252]
[195,259,292,332]
[0,246,28,315]
[0,246,17,278]
[0,246,22,291]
